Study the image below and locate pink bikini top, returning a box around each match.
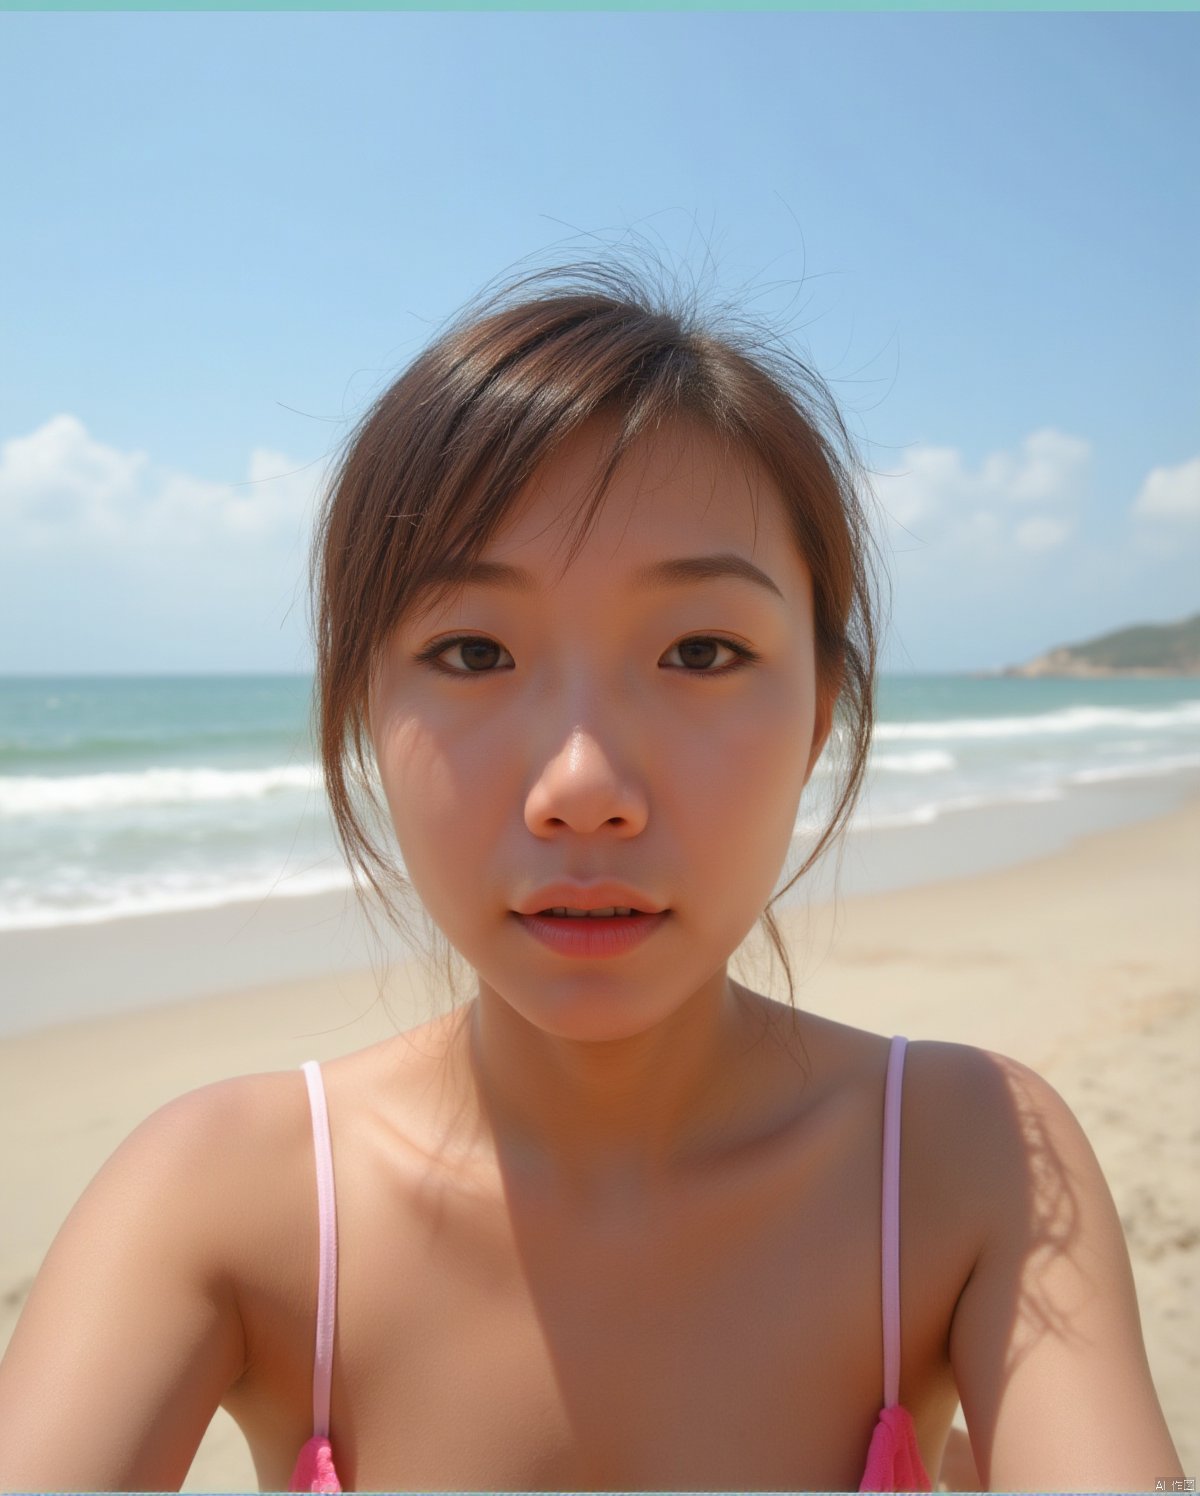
[290,1033,932,1493]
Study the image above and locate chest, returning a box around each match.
[224,1096,964,1490]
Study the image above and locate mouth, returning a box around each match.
[530,907,658,920]
[512,907,671,957]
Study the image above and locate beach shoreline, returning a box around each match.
[0,789,1196,1489]
[4,762,1198,1040]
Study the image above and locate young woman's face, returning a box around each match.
[369,417,834,1042]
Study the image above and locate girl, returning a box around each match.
[0,262,1182,1494]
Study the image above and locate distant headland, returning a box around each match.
[997,612,1200,678]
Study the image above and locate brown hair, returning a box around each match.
[310,258,887,1014]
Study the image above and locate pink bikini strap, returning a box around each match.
[881,1034,909,1410]
[300,1060,338,1441]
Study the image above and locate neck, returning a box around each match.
[458,972,772,1199]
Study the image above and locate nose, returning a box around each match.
[523,724,650,836]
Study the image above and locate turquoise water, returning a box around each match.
[1,673,1197,931]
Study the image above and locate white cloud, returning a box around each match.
[0,415,322,551]
[878,426,1090,519]
[0,415,150,542]
[875,443,960,527]
[977,429,1090,505]
[1014,516,1072,551]
[872,427,1090,557]
[1131,455,1200,524]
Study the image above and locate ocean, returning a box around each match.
[2,673,1199,935]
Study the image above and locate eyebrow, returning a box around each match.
[417,552,786,603]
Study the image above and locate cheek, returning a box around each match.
[671,678,814,871]
[705,672,815,792]
[374,717,493,891]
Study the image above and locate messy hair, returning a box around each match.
[310,257,887,1015]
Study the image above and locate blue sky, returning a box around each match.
[0,12,1195,675]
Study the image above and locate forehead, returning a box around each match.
[504,416,794,564]
[402,416,814,626]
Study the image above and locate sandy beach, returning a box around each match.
[1,794,1196,1491]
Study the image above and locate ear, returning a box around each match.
[805,669,840,784]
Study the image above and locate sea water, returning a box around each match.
[1,673,1198,933]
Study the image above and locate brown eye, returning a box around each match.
[415,634,758,679]
[454,639,507,672]
[663,636,759,675]
[416,635,514,674]
[672,638,725,670]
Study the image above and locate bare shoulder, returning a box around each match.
[903,1040,1096,1223]
[896,1038,1085,1255]
[211,1041,465,1371]
[138,1065,309,1155]
[782,1016,1044,1272]
[131,1066,316,1221]
[70,1066,312,1247]
[0,1069,309,1490]
[911,1042,1183,1488]
[120,1066,321,1323]
[908,1034,1141,1286]
[185,1064,325,1301]
[800,1016,1036,1183]
[895,1035,1040,1144]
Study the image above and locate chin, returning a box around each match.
[492,981,712,1047]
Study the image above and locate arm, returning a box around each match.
[0,1081,250,1492]
[948,1052,1181,1493]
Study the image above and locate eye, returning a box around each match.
[415,635,514,675]
[414,634,760,679]
[662,636,759,674]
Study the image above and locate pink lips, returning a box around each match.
[514,909,670,958]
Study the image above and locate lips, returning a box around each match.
[537,905,639,918]
[514,907,669,957]
[515,882,666,917]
